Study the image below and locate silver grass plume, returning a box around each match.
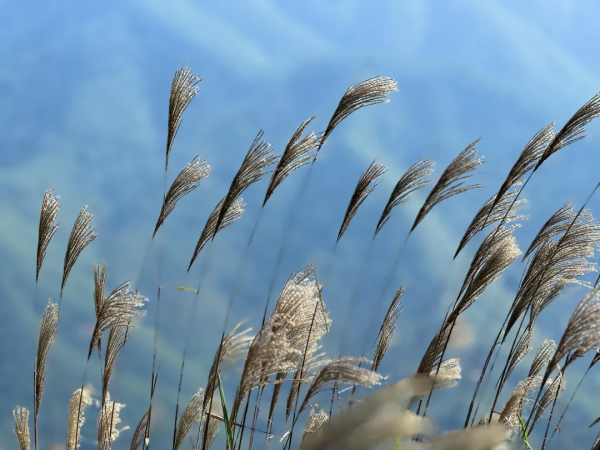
[430,358,462,390]
[202,324,252,415]
[230,314,301,424]
[337,159,387,242]
[300,374,507,450]
[543,285,600,387]
[213,130,278,236]
[174,388,205,450]
[34,300,59,450]
[299,356,382,414]
[37,189,60,282]
[499,327,532,393]
[374,158,434,237]
[61,205,97,297]
[455,123,554,258]
[130,410,149,450]
[285,352,327,421]
[302,407,328,440]
[274,264,331,419]
[88,280,148,359]
[594,432,600,450]
[455,188,526,259]
[97,393,126,449]
[166,67,201,171]
[491,122,555,212]
[102,324,131,406]
[411,140,484,233]
[263,117,320,206]
[230,264,329,422]
[267,372,287,427]
[523,202,576,261]
[298,374,436,450]
[529,340,557,378]
[201,325,252,447]
[506,204,600,336]
[188,196,245,271]
[67,388,86,450]
[529,371,565,434]
[154,155,211,237]
[93,262,108,356]
[449,224,521,323]
[372,287,404,372]
[534,92,600,172]
[13,407,30,450]
[499,375,542,430]
[317,76,398,153]
[417,324,453,375]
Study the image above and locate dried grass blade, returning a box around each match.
[374,158,434,237]
[411,140,484,233]
[264,117,320,206]
[154,155,211,237]
[37,189,60,282]
[61,205,97,297]
[166,67,201,171]
[337,160,387,242]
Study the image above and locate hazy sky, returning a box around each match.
[1,1,600,448]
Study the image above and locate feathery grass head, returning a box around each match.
[318,76,398,153]
[337,159,387,242]
[411,140,484,232]
[543,285,600,387]
[88,280,147,360]
[213,130,278,236]
[264,117,320,207]
[13,407,30,450]
[62,205,97,297]
[534,92,600,171]
[188,196,245,271]
[35,300,59,424]
[166,66,202,171]
[37,189,60,282]
[372,287,403,372]
[154,155,211,237]
[375,158,434,238]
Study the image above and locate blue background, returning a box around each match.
[1,1,600,448]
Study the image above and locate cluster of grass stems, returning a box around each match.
[11,66,600,450]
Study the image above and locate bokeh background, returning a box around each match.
[2,0,600,448]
